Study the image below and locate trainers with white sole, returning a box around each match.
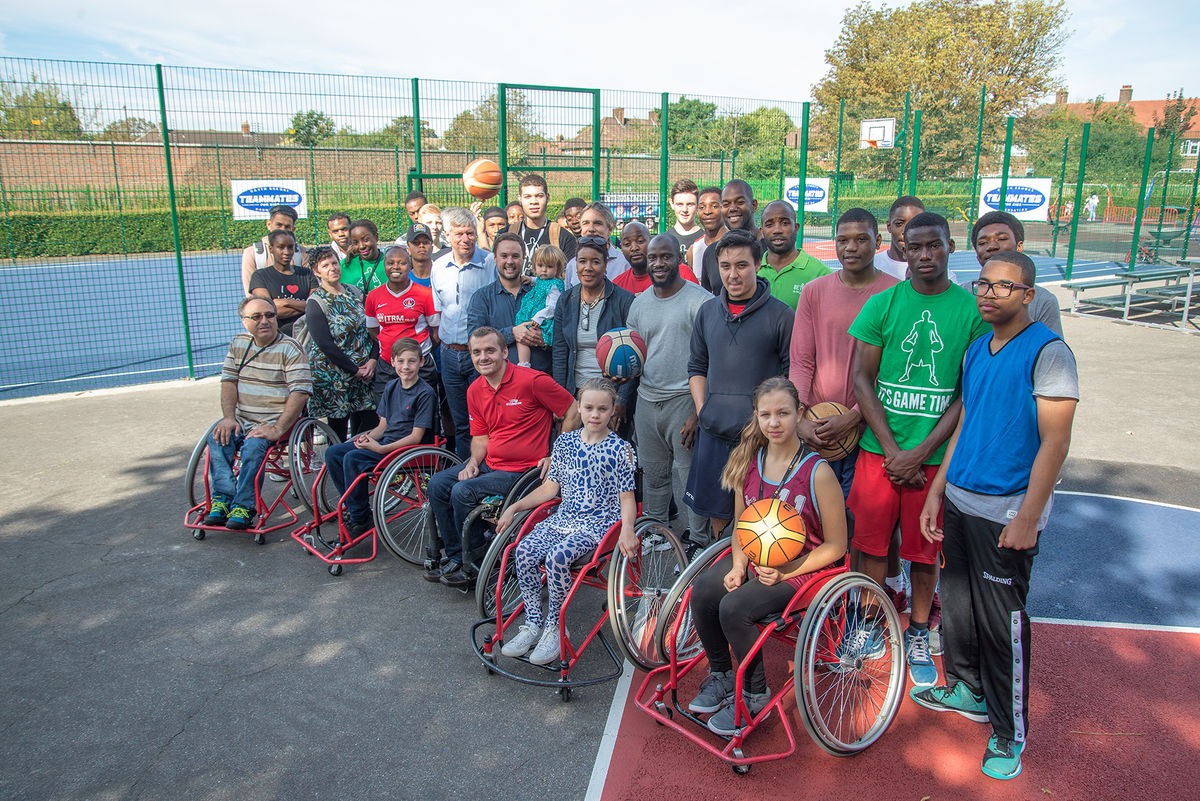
[528,624,561,665]
[904,627,938,687]
[500,623,542,657]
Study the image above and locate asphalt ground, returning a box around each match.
[2,302,1198,800]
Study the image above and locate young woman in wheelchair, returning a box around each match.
[688,376,848,735]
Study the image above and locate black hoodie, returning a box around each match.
[687,276,792,443]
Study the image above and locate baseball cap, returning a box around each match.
[482,206,507,222]
[406,223,433,244]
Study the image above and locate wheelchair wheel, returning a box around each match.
[185,420,221,508]
[501,467,543,511]
[372,447,460,565]
[288,418,338,513]
[607,520,687,671]
[795,572,905,756]
[474,508,534,620]
[652,538,731,664]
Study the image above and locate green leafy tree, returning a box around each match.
[666,97,718,154]
[812,0,1069,178]
[99,116,157,141]
[1020,97,1144,183]
[287,110,335,147]
[1152,89,1198,142]
[0,75,85,140]
[442,91,543,156]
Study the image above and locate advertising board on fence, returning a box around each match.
[784,177,831,214]
[230,180,309,221]
[977,178,1052,222]
[600,192,660,228]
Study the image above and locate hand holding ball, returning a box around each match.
[735,498,808,568]
[596,327,647,380]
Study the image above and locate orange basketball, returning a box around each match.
[463,158,503,200]
[803,401,861,461]
[735,498,808,568]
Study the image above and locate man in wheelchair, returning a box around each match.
[205,296,312,530]
[424,326,577,589]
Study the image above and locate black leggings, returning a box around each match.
[327,409,379,442]
[689,554,798,694]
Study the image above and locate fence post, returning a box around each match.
[798,102,810,250]
[968,86,986,225]
[1065,122,1091,279]
[394,145,402,233]
[831,98,844,239]
[215,142,229,250]
[1155,129,1176,245]
[109,140,129,257]
[591,90,601,201]
[896,91,910,197]
[0,168,15,265]
[154,64,195,379]
[998,116,1014,211]
[1129,126,1157,267]
[908,110,922,196]
[308,145,319,243]
[778,147,786,207]
[1181,157,1200,261]
[719,150,725,185]
[659,92,669,234]
[1050,136,1069,258]
[411,78,423,193]
[605,148,611,192]
[497,83,509,205]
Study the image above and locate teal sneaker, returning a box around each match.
[981,733,1024,780]
[225,505,255,530]
[910,682,988,723]
[204,497,231,526]
[904,627,938,687]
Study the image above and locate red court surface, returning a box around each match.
[596,622,1199,800]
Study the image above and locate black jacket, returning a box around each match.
[687,276,792,443]
[552,279,637,407]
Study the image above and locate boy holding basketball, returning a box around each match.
[915,251,1077,780]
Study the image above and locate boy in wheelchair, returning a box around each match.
[322,337,437,536]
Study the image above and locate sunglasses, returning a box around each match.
[242,311,278,321]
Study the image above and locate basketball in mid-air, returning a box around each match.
[463,158,503,200]
[735,498,808,568]
[596,327,647,380]
[803,401,861,461]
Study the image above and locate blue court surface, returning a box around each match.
[0,250,1120,400]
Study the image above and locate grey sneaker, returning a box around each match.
[687,669,735,714]
[500,623,542,657]
[706,688,771,736]
[928,624,943,656]
[528,624,561,665]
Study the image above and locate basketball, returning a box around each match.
[596,327,647,380]
[803,401,861,461]
[462,158,503,200]
[735,498,808,568]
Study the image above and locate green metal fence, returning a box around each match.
[1,57,1197,398]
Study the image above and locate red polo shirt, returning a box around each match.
[468,364,575,472]
[612,264,700,294]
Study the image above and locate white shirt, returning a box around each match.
[429,246,498,344]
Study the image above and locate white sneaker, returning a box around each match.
[528,624,561,665]
[500,623,542,657]
[928,625,943,656]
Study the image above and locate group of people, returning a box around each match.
[207,173,1078,782]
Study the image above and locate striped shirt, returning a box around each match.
[220,333,312,427]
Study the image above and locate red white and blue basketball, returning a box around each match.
[596,327,647,380]
[735,498,808,568]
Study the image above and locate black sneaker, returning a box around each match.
[439,566,472,589]
[346,517,373,538]
[423,560,459,583]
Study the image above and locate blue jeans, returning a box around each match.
[207,430,274,511]
[827,446,859,499]
[324,439,386,523]
[427,463,524,565]
[439,345,478,460]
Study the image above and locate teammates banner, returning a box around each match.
[977,178,1052,222]
[783,177,831,214]
[230,180,309,221]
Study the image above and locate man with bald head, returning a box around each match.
[699,180,760,294]
[758,199,831,310]
[614,221,699,294]
[627,234,713,546]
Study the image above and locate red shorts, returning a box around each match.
[846,449,942,565]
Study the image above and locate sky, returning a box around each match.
[0,0,1196,121]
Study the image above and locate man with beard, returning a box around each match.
[467,232,552,373]
[699,180,760,294]
[758,200,830,311]
[614,221,698,294]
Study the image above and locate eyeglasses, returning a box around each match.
[970,279,1030,298]
[242,311,278,321]
[581,299,601,331]
[577,236,609,250]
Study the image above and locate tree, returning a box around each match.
[99,116,157,141]
[0,75,85,140]
[666,97,718,154]
[380,116,437,150]
[1019,97,1144,182]
[812,0,1069,178]
[441,90,543,156]
[287,110,335,147]
[1152,89,1198,142]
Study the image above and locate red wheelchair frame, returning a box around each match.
[471,499,686,701]
[633,538,905,773]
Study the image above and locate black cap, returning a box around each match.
[482,206,507,222]
[406,223,433,244]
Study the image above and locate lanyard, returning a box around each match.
[360,254,383,295]
[757,445,806,501]
[237,333,279,375]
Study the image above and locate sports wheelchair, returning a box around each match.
[632,537,905,773]
[185,417,336,545]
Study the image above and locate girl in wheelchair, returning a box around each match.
[689,376,848,735]
[495,377,639,666]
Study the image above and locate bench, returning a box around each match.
[1065,261,1198,325]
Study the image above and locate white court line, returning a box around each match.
[1033,617,1200,635]
[1054,489,1200,514]
[584,662,635,801]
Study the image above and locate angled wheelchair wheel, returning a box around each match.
[795,572,905,757]
[373,447,460,565]
[474,508,534,620]
[607,520,688,671]
[288,419,339,513]
[652,538,731,664]
[185,420,221,508]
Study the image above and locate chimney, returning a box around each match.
[241,121,252,135]
[1119,85,1132,104]
[1056,90,1068,105]
[613,107,625,126]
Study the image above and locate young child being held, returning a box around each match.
[514,244,566,368]
[322,338,436,536]
[687,376,848,736]
[496,377,639,665]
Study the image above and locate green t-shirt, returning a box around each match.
[758,251,832,310]
[848,281,989,463]
[341,253,387,295]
